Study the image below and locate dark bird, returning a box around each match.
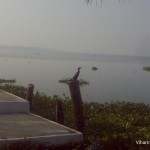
[72,67,81,81]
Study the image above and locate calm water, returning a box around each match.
[0,49,150,104]
[0,0,150,103]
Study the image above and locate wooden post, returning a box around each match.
[56,99,64,125]
[26,84,34,110]
[68,80,84,133]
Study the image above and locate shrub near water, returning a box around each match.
[84,101,150,149]
[1,84,150,149]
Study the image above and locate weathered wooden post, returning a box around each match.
[68,80,84,133]
[56,99,64,125]
[26,84,34,110]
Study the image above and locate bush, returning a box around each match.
[1,84,150,149]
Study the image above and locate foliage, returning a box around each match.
[1,84,150,149]
[58,78,89,87]
[0,79,16,86]
[0,84,26,99]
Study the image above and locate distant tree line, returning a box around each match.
[86,0,132,5]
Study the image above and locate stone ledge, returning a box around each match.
[0,90,29,113]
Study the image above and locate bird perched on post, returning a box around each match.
[71,67,81,81]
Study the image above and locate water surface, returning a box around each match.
[0,49,150,104]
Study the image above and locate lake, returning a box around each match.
[0,48,150,104]
[0,0,150,104]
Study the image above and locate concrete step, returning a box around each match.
[0,113,83,146]
[0,90,29,114]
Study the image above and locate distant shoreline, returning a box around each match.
[0,47,150,63]
[143,66,150,71]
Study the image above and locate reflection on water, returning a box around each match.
[0,52,150,104]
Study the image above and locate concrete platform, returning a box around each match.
[0,90,29,114]
[0,113,83,145]
[0,90,83,146]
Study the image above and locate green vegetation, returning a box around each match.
[143,66,150,71]
[92,66,98,71]
[58,78,89,86]
[0,79,16,86]
[0,83,150,149]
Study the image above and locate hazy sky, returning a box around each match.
[0,0,150,56]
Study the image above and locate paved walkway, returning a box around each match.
[0,90,83,145]
[0,113,75,139]
[0,90,26,102]
[0,90,29,114]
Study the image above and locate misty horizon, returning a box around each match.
[0,45,150,64]
[0,0,149,56]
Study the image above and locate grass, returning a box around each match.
[0,83,150,149]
